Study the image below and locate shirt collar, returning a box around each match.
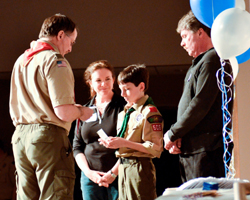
[124,94,149,113]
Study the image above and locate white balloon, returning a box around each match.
[235,0,246,10]
[229,57,239,80]
[211,8,250,59]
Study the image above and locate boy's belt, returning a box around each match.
[119,157,151,164]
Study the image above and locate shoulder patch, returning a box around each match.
[57,60,67,67]
[147,115,163,123]
[149,107,158,112]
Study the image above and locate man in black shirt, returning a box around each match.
[164,10,234,182]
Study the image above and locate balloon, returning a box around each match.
[235,0,246,10]
[229,57,239,80]
[236,48,250,64]
[190,0,235,28]
[211,8,250,59]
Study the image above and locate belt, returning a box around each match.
[119,157,151,164]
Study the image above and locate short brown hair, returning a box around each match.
[84,60,115,98]
[118,64,149,92]
[176,10,211,37]
[39,13,77,38]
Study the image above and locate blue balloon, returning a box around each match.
[190,0,235,28]
[236,48,250,64]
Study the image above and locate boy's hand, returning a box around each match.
[99,137,126,149]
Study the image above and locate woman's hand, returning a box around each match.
[85,169,106,185]
[98,171,117,187]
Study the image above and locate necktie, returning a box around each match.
[117,107,135,138]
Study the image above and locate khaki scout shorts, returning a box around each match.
[12,124,75,200]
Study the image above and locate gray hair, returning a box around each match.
[176,10,211,37]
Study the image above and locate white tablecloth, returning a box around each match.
[156,188,250,200]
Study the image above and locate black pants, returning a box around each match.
[179,146,230,183]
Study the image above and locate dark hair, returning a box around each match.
[84,60,115,98]
[176,10,211,37]
[39,13,77,38]
[118,64,149,92]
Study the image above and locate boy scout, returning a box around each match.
[99,64,163,200]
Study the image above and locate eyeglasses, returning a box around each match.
[64,32,76,46]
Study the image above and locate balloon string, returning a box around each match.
[216,59,235,178]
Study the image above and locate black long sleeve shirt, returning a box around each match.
[73,92,126,172]
[168,48,234,154]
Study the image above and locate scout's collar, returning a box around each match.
[124,95,155,112]
[22,40,56,67]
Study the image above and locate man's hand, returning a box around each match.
[164,131,182,154]
[78,106,93,121]
[169,139,182,154]
[164,131,175,150]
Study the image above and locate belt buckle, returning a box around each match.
[120,157,138,164]
[120,157,128,164]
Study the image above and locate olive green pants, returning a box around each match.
[12,124,75,200]
[118,157,157,200]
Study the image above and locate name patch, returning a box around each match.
[152,124,162,131]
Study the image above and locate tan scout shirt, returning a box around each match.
[116,95,163,158]
[9,40,75,132]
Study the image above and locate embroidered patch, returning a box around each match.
[135,113,143,122]
[57,60,67,67]
[149,107,157,112]
[147,115,163,123]
[152,124,162,131]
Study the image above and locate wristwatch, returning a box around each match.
[108,170,117,178]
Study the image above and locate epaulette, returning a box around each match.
[148,106,158,113]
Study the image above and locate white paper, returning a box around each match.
[97,129,108,140]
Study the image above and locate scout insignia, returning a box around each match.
[152,124,162,131]
[147,115,163,123]
[149,107,157,112]
[135,113,143,122]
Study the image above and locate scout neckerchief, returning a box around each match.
[117,96,155,138]
[117,107,135,138]
[23,41,55,67]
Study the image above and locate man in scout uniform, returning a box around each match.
[9,14,93,200]
[99,64,163,200]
